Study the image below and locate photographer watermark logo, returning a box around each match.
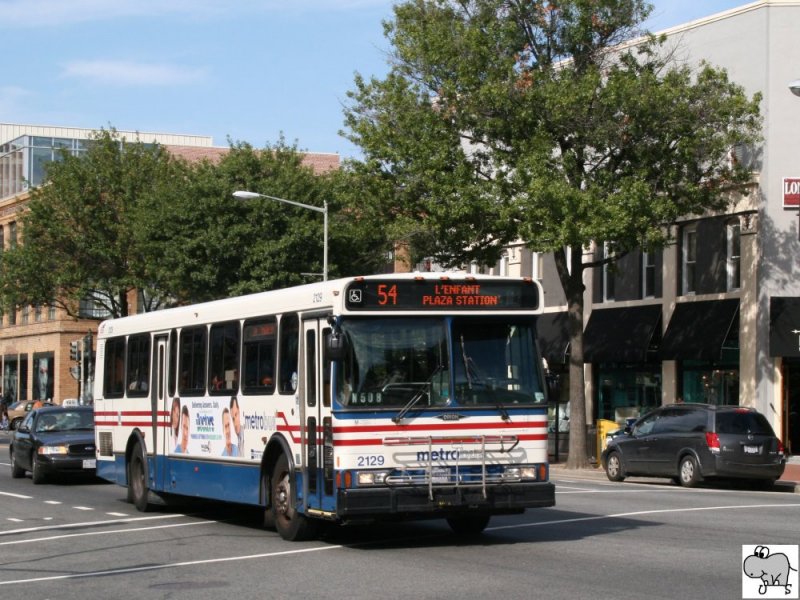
[742,545,798,599]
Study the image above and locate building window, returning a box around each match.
[727,220,741,291]
[642,251,656,298]
[499,252,509,277]
[34,305,42,322]
[682,225,697,295]
[9,222,16,248]
[48,305,56,320]
[602,242,615,302]
[0,225,4,251]
[8,306,16,326]
[20,305,28,325]
[469,260,479,275]
[530,252,544,281]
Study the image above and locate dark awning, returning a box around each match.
[770,297,800,357]
[660,299,739,361]
[535,311,570,366]
[583,304,662,363]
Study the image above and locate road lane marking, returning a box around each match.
[0,513,188,536]
[73,506,93,511]
[0,520,214,546]
[44,501,61,505]
[0,491,32,500]
[107,512,128,517]
[0,544,344,585]
[2,502,799,586]
[488,502,800,532]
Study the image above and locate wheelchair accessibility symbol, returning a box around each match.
[348,289,363,304]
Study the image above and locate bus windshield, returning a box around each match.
[335,317,545,409]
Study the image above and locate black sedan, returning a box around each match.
[9,405,96,484]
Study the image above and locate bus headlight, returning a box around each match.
[356,471,389,486]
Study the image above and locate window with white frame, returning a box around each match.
[682,225,697,295]
[499,252,509,277]
[726,219,741,291]
[642,250,656,298]
[530,252,544,281]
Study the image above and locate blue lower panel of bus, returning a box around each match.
[99,454,262,506]
[337,481,555,518]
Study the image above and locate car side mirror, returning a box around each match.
[624,425,632,435]
[18,423,29,433]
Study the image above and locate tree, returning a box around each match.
[343,0,762,467]
[0,129,181,318]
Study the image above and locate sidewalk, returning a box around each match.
[551,456,800,494]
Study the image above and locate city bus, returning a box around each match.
[93,273,555,540]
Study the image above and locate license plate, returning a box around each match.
[82,459,96,469]
[743,445,761,455]
[430,468,450,484]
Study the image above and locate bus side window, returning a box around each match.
[279,314,299,395]
[168,329,177,397]
[179,326,207,396]
[126,334,151,396]
[104,337,126,398]
[242,317,276,395]
[209,321,240,395]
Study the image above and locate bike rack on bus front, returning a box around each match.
[382,435,520,500]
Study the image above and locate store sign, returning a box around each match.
[783,177,800,208]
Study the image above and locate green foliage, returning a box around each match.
[0,129,178,317]
[0,130,389,317]
[343,0,763,467]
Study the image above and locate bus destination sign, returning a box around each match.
[345,279,539,311]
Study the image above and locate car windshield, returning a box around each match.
[716,410,774,436]
[35,411,94,433]
[335,317,544,409]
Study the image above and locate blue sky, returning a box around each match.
[0,0,750,159]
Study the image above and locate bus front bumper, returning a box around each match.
[336,481,555,518]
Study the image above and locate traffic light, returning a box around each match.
[69,340,81,362]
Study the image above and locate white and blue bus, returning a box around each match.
[93,273,555,540]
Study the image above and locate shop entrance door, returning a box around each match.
[783,359,800,456]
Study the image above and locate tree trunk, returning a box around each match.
[555,246,590,469]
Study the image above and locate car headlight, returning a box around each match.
[38,445,68,456]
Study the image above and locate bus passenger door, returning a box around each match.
[301,319,335,517]
[152,334,168,490]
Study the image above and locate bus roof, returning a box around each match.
[97,273,542,338]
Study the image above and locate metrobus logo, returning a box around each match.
[783,177,800,208]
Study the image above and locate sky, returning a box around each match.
[0,0,752,159]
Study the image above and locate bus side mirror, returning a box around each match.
[326,332,346,361]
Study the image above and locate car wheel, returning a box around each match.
[10,417,22,431]
[271,454,317,541]
[128,446,151,512]
[605,452,625,482]
[31,458,46,484]
[678,455,701,487]
[447,514,491,536]
[10,448,25,479]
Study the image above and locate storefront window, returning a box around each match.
[680,359,739,405]
[596,363,661,424]
[33,352,54,401]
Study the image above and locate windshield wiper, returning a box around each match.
[392,365,443,424]
[392,386,428,424]
[490,395,511,422]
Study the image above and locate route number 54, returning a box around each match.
[377,284,398,306]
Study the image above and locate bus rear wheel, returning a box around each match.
[446,514,491,536]
[271,454,317,541]
[128,446,151,512]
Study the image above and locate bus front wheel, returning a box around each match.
[128,446,151,512]
[271,454,317,541]
[446,514,491,536]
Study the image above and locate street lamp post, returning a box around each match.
[789,80,800,241]
[233,190,328,281]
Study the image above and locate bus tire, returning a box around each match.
[446,514,491,536]
[262,472,276,530]
[271,454,317,541]
[128,446,151,512]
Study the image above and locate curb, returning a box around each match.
[549,463,800,494]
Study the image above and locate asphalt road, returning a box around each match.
[1,440,798,600]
